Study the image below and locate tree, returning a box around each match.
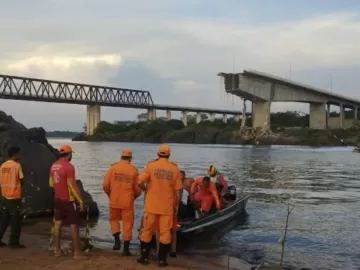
[200,113,209,121]
[187,114,196,123]
[137,113,148,122]
[83,123,87,133]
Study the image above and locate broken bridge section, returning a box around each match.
[218,70,360,130]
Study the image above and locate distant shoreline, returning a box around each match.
[46,131,80,138]
[71,131,358,147]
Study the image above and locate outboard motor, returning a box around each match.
[224,185,237,201]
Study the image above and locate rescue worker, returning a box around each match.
[49,145,85,259]
[0,146,25,248]
[138,144,183,267]
[170,170,195,257]
[103,149,141,256]
[190,176,221,217]
[208,165,228,196]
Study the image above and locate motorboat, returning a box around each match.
[175,186,250,250]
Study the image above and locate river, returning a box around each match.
[48,139,360,269]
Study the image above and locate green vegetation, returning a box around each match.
[72,111,360,146]
[47,130,80,138]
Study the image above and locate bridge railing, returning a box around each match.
[0,74,154,108]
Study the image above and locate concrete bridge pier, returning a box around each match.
[147,108,156,121]
[181,111,188,126]
[209,113,215,122]
[222,114,227,123]
[252,101,271,129]
[166,110,171,120]
[309,102,327,129]
[234,115,240,122]
[327,103,353,129]
[86,105,101,136]
[196,112,201,123]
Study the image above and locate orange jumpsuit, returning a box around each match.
[139,158,183,245]
[103,160,142,241]
[191,177,220,213]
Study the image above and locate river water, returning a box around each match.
[48,139,360,270]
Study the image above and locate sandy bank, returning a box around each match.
[0,219,252,270]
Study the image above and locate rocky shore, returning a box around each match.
[0,110,99,219]
[72,118,360,147]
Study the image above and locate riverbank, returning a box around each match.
[72,118,360,146]
[0,219,252,270]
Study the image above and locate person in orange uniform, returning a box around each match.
[169,170,194,257]
[208,165,228,196]
[0,146,25,248]
[138,144,183,267]
[49,145,85,259]
[190,176,221,217]
[103,149,142,256]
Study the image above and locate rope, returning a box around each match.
[48,217,55,251]
[253,235,282,270]
[82,205,93,252]
[47,206,94,252]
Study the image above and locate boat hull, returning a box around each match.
[176,195,250,250]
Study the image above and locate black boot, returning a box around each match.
[137,241,150,265]
[112,232,121,250]
[158,243,169,267]
[122,241,132,256]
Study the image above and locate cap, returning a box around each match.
[59,145,73,154]
[157,144,170,156]
[208,165,217,176]
[121,149,132,158]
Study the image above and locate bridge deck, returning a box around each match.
[242,69,360,105]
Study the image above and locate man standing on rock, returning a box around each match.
[0,146,26,248]
[103,149,142,256]
[49,145,85,259]
[137,144,183,267]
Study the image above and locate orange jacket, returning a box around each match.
[103,160,142,209]
[0,160,24,199]
[139,158,183,216]
[191,177,221,209]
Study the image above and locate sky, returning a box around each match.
[1,0,360,131]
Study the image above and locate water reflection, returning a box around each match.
[47,139,360,269]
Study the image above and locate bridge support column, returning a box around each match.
[86,105,101,136]
[196,112,201,124]
[181,111,188,126]
[147,109,156,121]
[234,115,240,122]
[222,114,227,123]
[166,110,171,120]
[252,101,270,129]
[309,102,327,129]
[209,113,215,122]
[355,107,358,121]
[340,104,344,128]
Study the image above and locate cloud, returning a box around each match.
[0,1,360,130]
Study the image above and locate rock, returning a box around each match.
[0,111,99,219]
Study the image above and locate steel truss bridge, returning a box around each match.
[0,74,243,115]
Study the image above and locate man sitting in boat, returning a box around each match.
[208,165,228,198]
[190,176,221,218]
[178,171,195,221]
